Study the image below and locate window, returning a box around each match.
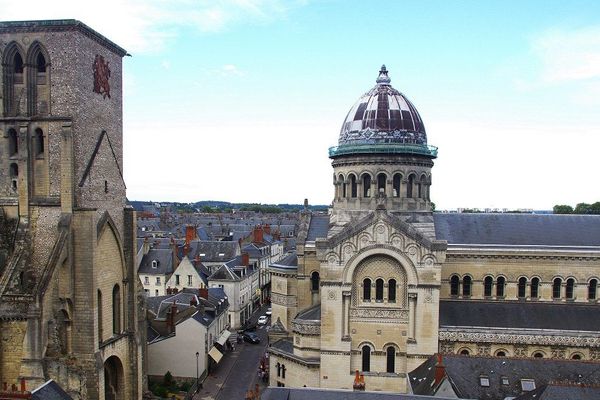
[350,174,357,198]
[417,182,422,199]
[363,278,371,301]
[388,279,396,302]
[392,174,401,197]
[14,52,24,74]
[144,276,149,285]
[34,128,44,156]
[496,277,506,297]
[311,271,320,291]
[479,376,490,387]
[496,351,506,357]
[572,354,582,360]
[407,175,414,198]
[531,277,540,299]
[151,260,158,268]
[533,352,544,358]
[156,277,161,285]
[377,173,386,196]
[566,278,575,299]
[36,53,46,73]
[460,349,470,356]
[155,290,159,296]
[375,279,384,301]
[362,174,371,197]
[276,382,285,387]
[518,277,527,298]
[484,276,493,297]
[462,276,472,297]
[112,284,121,334]
[281,365,286,378]
[386,346,395,373]
[361,345,371,372]
[552,278,562,299]
[188,275,193,285]
[341,175,347,198]
[589,279,598,300]
[97,289,103,340]
[9,163,18,191]
[450,275,459,296]
[175,275,180,285]
[276,363,281,377]
[8,129,18,156]
[501,377,509,386]
[521,379,536,391]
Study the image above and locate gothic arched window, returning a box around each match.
[8,129,18,156]
[34,128,44,156]
[112,284,121,334]
[98,289,103,340]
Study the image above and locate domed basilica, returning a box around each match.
[268,66,600,392]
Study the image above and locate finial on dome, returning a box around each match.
[376,64,391,85]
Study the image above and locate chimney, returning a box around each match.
[190,296,198,306]
[170,237,179,267]
[184,225,196,257]
[253,226,263,244]
[304,198,308,210]
[166,301,177,334]
[143,237,150,255]
[434,353,445,386]
[241,252,250,267]
[199,287,209,300]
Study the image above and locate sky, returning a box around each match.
[2,0,600,210]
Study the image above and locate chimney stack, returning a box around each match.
[253,226,263,244]
[166,301,177,334]
[199,287,209,300]
[184,225,196,257]
[434,353,445,387]
[241,252,250,267]
[143,237,150,254]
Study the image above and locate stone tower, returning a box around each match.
[0,20,143,399]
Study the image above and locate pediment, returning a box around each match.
[318,210,446,269]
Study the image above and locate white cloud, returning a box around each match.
[532,25,600,83]
[0,0,306,53]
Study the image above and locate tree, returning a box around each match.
[574,203,591,214]
[553,205,573,214]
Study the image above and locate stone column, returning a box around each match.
[408,293,417,340]
[342,291,351,339]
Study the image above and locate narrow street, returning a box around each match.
[194,304,270,400]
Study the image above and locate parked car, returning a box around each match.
[258,315,268,325]
[242,331,260,344]
[265,308,272,316]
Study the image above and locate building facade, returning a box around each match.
[0,20,143,399]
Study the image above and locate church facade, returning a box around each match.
[0,20,143,399]
[268,66,600,391]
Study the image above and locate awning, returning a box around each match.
[216,330,232,346]
[208,346,223,363]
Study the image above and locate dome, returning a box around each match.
[338,65,427,146]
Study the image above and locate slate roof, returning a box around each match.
[409,354,600,400]
[261,387,450,400]
[271,251,298,269]
[31,379,73,400]
[271,338,294,354]
[515,384,600,400]
[434,213,600,247]
[440,300,600,332]
[306,214,330,241]
[186,241,239,262]
[208,264,240,281]
[296,303,321,321]
[138,248,174,275]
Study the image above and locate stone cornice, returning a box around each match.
[439,328,600,347]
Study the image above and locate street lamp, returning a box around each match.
[195,351,200,393]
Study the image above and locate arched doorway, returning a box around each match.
[104,355,124,400]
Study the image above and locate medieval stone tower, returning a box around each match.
[0,20,143,399]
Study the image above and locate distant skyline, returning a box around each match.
[2,0,600,209]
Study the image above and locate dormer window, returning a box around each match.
[501,377,509,386]
[152,260,158,268]
[219,253,225,257]
[479,376,490,387]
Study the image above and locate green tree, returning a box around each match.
[430,202,436,212]
[590,202,600,215]
[553,205,573,214]
[574,203,591,214]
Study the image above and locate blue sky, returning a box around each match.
[3,0,600,209]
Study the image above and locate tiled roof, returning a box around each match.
[434,213,600,247]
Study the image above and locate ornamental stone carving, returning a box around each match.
[439,330,600,347]
[349,308,408,320]
[440,342,455,354]
[271,293,297,307]
[590,348,600,360]
[514,345,528,357]
[477,344,491,356]
[550,346,566,359]
[292,321,321,335]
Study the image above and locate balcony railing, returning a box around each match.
[329,142,437,158]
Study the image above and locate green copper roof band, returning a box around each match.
[329,143,438,158]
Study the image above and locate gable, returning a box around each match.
[78,130,126,193]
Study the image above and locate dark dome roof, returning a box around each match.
[338,65,427,146]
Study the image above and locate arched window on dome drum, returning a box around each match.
[386,346,395,373]
[407,175,414,198]
[339,174,346,198]
[450,275,459,296]
[393,174,401,197]
[377,173,386,196]
[531,277,540,299]
[552,278,562,299]
[361,346,371,372]
[375,278,384,301]
[388,279,396,302]
[362,174,371,197]
[8,129,18,157]
[496,277,506,297]
[484,276,493,297]
[566,278,575,300]
[363,278,371,301]
[311,271,320,292]
[417,182,422,199]
[518,277,527,298]
[462,276,471,297]
[350,174,357,198]
[589,279,598,300]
